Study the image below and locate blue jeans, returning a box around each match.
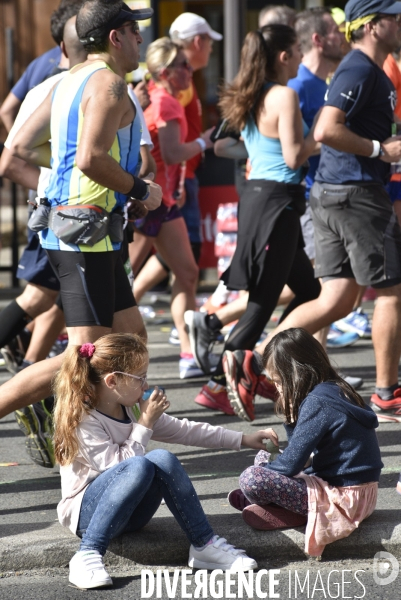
[76,449,214,555]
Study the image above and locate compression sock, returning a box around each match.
[374,383,399,400]
[0,300,30,348]
[205,313,223,332]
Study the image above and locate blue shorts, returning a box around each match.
[17,228,60,291]
[387,180,401,204]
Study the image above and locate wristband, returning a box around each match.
[369,140,380,158]
[195,137,207,152]
[128,176,149,201]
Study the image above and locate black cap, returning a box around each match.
[345,0,401,21]
[79,2,153,46]
[107,2,153,28]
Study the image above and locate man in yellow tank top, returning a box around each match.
[5,1,162,464]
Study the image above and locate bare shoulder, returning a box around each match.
[85,69,128,103]
[266,85,298,106]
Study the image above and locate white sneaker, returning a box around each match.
[188,535,257,571]
[69,550,113,589]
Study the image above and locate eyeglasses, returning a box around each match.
[110,371,148,388]
[169,58,192,71]
[115,21,140,35]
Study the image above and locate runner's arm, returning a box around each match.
[0,147,40,190]
[214,136,248,159]
[158,119,210,165]
[315,105,401,162]
[76,72,161,210]
[10,92,52,168]
[278,87,317,169]
[139,145,156,178]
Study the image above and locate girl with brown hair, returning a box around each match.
[228,328,382,558]
[53,332,276,589]
[193,25,321,419]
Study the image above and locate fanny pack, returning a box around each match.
[28,201,124,247]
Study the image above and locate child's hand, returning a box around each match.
[241,428,279,450]
[137,387,170,430]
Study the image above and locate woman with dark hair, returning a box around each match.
[228,328,382,558]
[192,25,321,418]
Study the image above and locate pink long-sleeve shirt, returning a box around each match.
[58,409,243,534]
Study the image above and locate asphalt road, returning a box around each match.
[0,295,400,599]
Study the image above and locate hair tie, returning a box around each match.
[79,343,96,358]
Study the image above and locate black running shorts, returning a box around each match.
[46,250,136,328]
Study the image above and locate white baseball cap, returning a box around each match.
[169,12,223,41]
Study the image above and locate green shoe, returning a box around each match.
[15,400,55,468]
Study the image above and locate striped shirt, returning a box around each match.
[42,61,142,252]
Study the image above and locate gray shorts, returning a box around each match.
[300,203,315,261]
[310,181,401,288]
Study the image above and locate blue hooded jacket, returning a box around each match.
[268,381,383,486]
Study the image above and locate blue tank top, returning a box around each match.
[241,84,309,184]
[42,61,142,252]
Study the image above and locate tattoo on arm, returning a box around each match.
[108,80,126,101]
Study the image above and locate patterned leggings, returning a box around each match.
[239,450,308,515]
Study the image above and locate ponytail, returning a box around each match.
[219,25,296,131]
[53,333,148,465]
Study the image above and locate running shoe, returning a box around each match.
[370,389,401,423]
[14,400,55,468]
[334,307,372,339]
[168,327,181,346]
[397,473,401,495]
[326,327,360,349]
[1,334,28,375]
[242,504,307,531]
[194,384,234,415]
[48,333,69,358]
[179,354,219,379]
[255,373,278,400]
[223,350,258,422]
[184,310,220,374]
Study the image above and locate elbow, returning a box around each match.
[76,151,96,176]
[214,143,226,158]
[285,157,300,170]
[284,153,303,170]
[162,151,178,166]
[10,141,24,161]
[314,125,327,144]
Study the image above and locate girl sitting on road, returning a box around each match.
[53,333,275,589]
[228,328,382,557]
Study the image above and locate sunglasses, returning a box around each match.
[110,371,148,388]
[115,21,140,35]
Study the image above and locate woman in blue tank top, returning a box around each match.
[194,25,322,419]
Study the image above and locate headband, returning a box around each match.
[79,343,96,358]
[345,14,377,41]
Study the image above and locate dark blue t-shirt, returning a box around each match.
[11,46,61,102]
[288,64,328,197]
[315,49,395,186]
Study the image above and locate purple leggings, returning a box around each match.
[239,450,308,515]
